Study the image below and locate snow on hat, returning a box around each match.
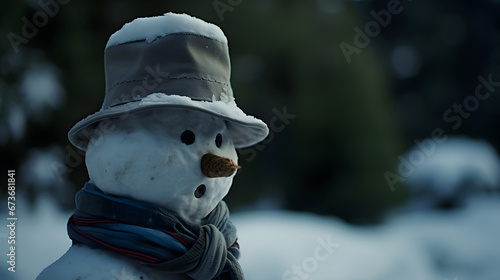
[68,13,269,150]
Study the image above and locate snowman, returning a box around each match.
[37,13,268,280]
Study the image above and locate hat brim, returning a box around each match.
[68,94,269,150]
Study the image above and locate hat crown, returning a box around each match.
[103,13,232,110]
[103,32,232,109]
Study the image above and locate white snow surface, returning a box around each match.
[138,93,260,123]
[17,194,500,280]
[106,13,227,49]
[233,197,500,280]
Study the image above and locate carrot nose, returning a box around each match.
[201,153,240,178]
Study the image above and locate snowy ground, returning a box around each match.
[1,193,499,280]
[234,195,500,280]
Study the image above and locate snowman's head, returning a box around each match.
[85,108,239,223]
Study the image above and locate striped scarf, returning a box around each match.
[67,183,243,280]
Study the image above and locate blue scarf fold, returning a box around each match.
[68,182,244,280]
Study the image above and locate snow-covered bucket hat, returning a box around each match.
[68,13,269,150]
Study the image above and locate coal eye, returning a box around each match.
[195,184,206,198]
[181,130,195,145]
[215,133,222,148]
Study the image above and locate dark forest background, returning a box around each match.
[1,0,499,224]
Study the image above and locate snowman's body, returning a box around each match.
[38,109,240,280]
[39,245,189,280]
